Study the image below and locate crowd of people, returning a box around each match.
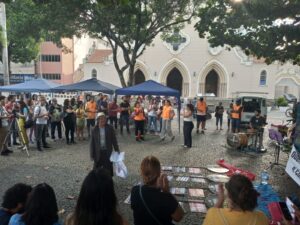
[1,156,299,225]
[0,93,268,156]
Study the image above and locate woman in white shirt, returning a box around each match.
[183,104,194,148]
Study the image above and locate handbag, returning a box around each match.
[139,185,163,225]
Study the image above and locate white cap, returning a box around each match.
[96,112,106,119]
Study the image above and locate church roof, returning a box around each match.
[86,49,112,63]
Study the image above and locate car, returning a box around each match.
[283,93,297,103]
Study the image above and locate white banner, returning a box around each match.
[286,146,300,186]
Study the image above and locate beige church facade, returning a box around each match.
[80,22,300,100]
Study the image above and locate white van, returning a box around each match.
[237,96,267,126]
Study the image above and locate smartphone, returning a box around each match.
[279,201,293,221]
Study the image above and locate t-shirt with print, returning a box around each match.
[120,102,130,116]
[131,185,178,225]
[34,105,48,125]
[0,208,12,225]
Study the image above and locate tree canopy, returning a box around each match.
[85,0,198,87]
[195,0,300,65]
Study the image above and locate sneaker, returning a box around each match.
[196,130,199,134]
[71,141,77,144]
[136,137,141,142]
[171,136,175,141]
[201,130,205,134]
[160,137,165,142]
[37,147,43,152]
[5,149,13,154]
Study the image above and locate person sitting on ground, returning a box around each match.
[131,156,184,225]
[202,174,269,225]
[9,183,61,225]
[0,183,32,225]
[64,168,128,225]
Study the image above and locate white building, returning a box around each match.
[79,22,300,100]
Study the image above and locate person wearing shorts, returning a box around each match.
[196,97,207,134]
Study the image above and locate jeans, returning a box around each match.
[35,124,48,148]
[120,114,129,132]
[109,116,118,129]
[183,121,194,148]
[8,119,18,145]
[51,121,62,139]
[216,116,223,127]
[160,119,173,139]
[148,116,157,132]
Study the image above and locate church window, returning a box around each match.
[91,69,97,79]
[260,70,267,86]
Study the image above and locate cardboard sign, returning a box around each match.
[285,146,300,186]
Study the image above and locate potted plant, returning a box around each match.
[276,97,289,112]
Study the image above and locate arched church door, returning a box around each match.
[167,68,183,96]
[205,70,219,96]
[134,69,146,85]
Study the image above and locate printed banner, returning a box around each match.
[286,145,300,186]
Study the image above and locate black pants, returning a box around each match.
[183,121,194,148]
[8,119,18,145]
[135,120,144,137]
[64,119,75,143]
[93,150,113,176]
[35,124,48,148]
[86,119,95,137]
[51,121,62,139]
[109,116,118,129]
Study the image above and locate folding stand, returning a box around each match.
[267,142,285,170]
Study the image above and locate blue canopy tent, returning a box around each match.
[0,78,60,92]
[115,80,181,133]
[51,78,120,94]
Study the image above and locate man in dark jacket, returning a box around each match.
[90,112,120,176]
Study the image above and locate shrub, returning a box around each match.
[276,97,288,107]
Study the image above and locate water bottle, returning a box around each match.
[260,170,269,185]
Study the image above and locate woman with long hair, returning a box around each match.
[159,99,175,141]
[131,156,184,225]
[133,102,145,142]
[202,174,268,225]
[182,103,194,148]
[9,183,61,225]
[63,99,76,145]
[17,100,30,149]
[65,169,128,225]
[75,101,85,141]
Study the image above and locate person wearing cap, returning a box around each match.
[90,112,120,176]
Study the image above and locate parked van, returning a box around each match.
[237,96,267,126]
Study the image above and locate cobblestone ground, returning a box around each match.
[0,110,299,225]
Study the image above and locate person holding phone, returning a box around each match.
[130,156,184,225]
[202,174,268,225]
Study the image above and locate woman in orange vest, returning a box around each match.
[160,100,175,141]
[133,102,145,142]
[231,100,242,133]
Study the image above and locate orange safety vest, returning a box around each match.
[231,104,241,119]
[134,107,145,121]
[197,101,207,113]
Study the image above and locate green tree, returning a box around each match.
[86,0,198,87]
[195,0,300,65]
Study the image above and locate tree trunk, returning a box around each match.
[127,63,135,87]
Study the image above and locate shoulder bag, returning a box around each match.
[139,185,164,225]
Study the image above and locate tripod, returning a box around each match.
[267,142,285,170]
[2,117,30,157]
